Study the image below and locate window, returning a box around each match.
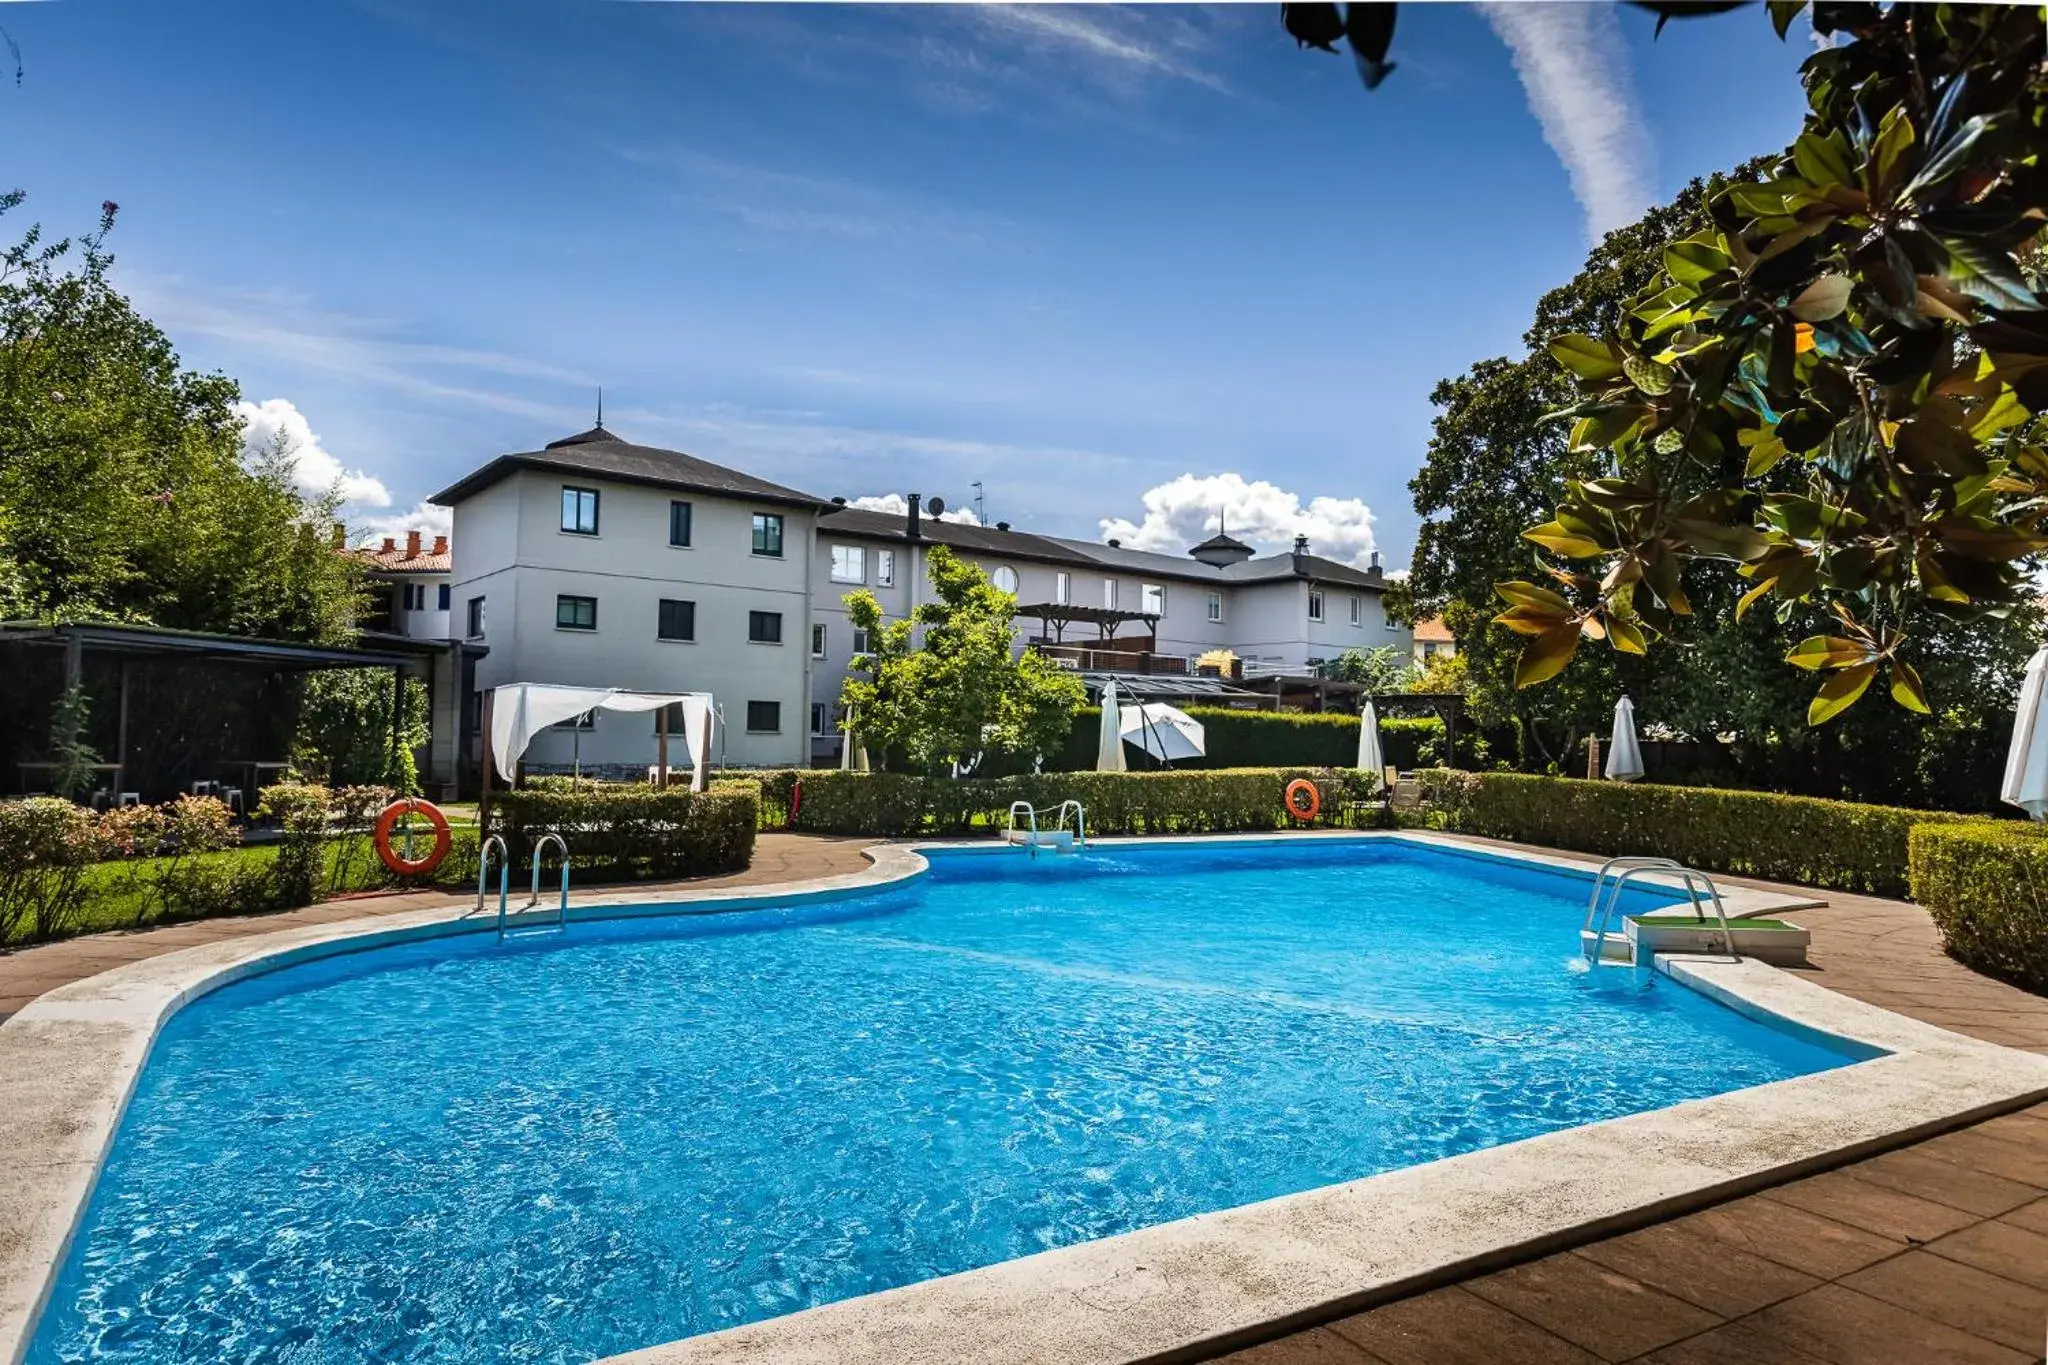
[560,486,599,535]
[466,596,486,638]
[853,627,871,654]
[436,583,451,611]
[399,583,418,611]
[657,598,696,642]
[1102,578,1118,609]
[652,701,694,734]
[1054,571,1071,606]
[992,565,1020,594]
[1349,595,1362,626]
[556,594,598,630]
[746,700,781,733]
[669,500,693,547]
[830,545,866,583]
[467,690,483,736]
[1206,591,1223,624]
[810,703,830,735]
[811,623,827,658]
[1308,590,1325,623]
[551,709,596,731]
[876,549,896,586]
[748,610,783,644]
[751,512,784,557]
[1140,583,1165,615]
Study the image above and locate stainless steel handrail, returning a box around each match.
[1006,801,1039,858]
[1054,800,1087,849]
[477,834,509,919]
[1585,860,1737,966]
[1582,856,1683,958]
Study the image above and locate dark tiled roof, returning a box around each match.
[815,508,1387,592]
[1190,532,1254,553]
[428,427,833,510]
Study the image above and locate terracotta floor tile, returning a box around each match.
[1463,1254,1722,1362]
[1574,1221,1820,1318]
[1919,1130,2048,1189]
[1764,1171,1986,1244]
[1841,1250,2048,1356]
[1326,1286,1599,1365]
[2001,1198,2048,1237]
[1926,1219,2048,1291]
[1850,1147,2044,1216]
[1675,1196,1903,1279]
[1745,1284,2032,1365]
[1208,1329,1387,1365]
[1635,1317,1836,1365]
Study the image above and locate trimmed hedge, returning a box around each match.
[491,786,757,879]
[771,767,1383,838]
[1011,707,1456,774]
[1416,770,1979,898]
[1911,822,2048,993]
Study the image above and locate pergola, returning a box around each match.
[0,621,477,802]
[1014,602,1162,645]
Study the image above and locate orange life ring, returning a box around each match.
[373,798,452,876]
[1284,779,1321,823]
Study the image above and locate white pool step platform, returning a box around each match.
[1004,827,1077,852]
[1579,914,1812,968]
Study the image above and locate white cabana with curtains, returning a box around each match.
[2003,646,2048,819]
[488,684,715,791]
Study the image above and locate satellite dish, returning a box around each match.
[928,496,946,517]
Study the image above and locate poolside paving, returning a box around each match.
[3,831,2044,1363]
[1211,841,2048,1365]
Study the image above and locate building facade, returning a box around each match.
[430,427,1410,773]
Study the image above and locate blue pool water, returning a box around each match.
[30,838,1863,1363]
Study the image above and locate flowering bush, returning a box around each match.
[0,798,111,940]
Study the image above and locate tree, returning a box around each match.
[0,195,364,644]
[1322,645,1413,693]
[290,669,429,792]
[839,546,1087,775]
[1499,4,2048,721]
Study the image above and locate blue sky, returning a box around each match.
[4,1,1814,565]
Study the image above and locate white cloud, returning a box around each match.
[355,500,453,549]
[847,492,983,525]
[1099,472,1379,568]
[236,397,391,507]
[1480,2,1653,241]
[967,5,1229,92]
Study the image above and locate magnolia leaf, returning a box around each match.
[1494,606,1566,636]
[1867,106,1917,196]
[1522,521,1608,558]
[1514,622,1582,689]
[1579,614,1607,641]
[1494,579,1572,613]
[1789,274,1852,322]
[1745,434,1789,477]
[1766,0,1806,39]
[1889,659,1932,714]
[1784,635,1870,671]
[1793,131,1853,188]
[1607,614,1648,655]
[1808,661,1877,725]
[1548,334,1625,382]
[1623,354,1675,395]
[1665,238,1732,287]
[1735,577,1777,621]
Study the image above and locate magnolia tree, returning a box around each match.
[1294,2,2048,723]
[838,546,1086,775]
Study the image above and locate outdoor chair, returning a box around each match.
[117,792,140,808]
[222,787,245,816]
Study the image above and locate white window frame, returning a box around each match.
[829,544,866,584]
[1102,578,1118,609]
[852,627,872,654]
[810,703,830,735]
[876,549,896,587]
[1349,594,1362,626]
[811,623,827,658]
[992,565,1020,594]
[1140,583,1165,615]
[1308,590,1325,624]
[1054,571,1071,606]
[1206,591,1223,624]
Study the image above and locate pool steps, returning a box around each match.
[1580,856,1751,968]
[1002,800,1087,857]
[484,832,571,939]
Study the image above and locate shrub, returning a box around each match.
[258,781,336,908]
[778,767,1382,838]
[1910,822,2048,993]
[491,787,757,880]
[0,797,111,940]
[121,795,242,924]
[1417,770,1980,898]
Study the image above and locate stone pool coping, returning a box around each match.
[1,831,2044,1365]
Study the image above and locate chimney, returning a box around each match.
[330,522,347,550]
[405,529,422,560]
[996,521,1011,532]
[1107,537,1122,548]
[381,536,397,554]
[905,493,923,541]
[432,534,448,557]
[1292,534,1310,556]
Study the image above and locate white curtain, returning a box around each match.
[1096,681,1126,772]
[2002,646,2048,819]
[490,684,714,791]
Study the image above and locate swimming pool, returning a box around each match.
[28,837,1865,1363]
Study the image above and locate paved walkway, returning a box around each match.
[1213,847,2048,1365]
[3,833,2044,1361]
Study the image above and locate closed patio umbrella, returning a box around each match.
[1357,699,1384,785]
[2002,646,2048,819]
[840,707,855,772]
[1096,681,1126,772]
[1605,695,1646,782]
[1120,702,1206,765]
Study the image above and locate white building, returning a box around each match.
[430,426,1408,776]
[354,530,453,640]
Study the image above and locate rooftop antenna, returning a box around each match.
[972,480,986,526]
[595,386,604,429]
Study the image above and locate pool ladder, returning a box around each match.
[1581,855,1737,966]
[1003,800,1086,857]
[480,832,571,940]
